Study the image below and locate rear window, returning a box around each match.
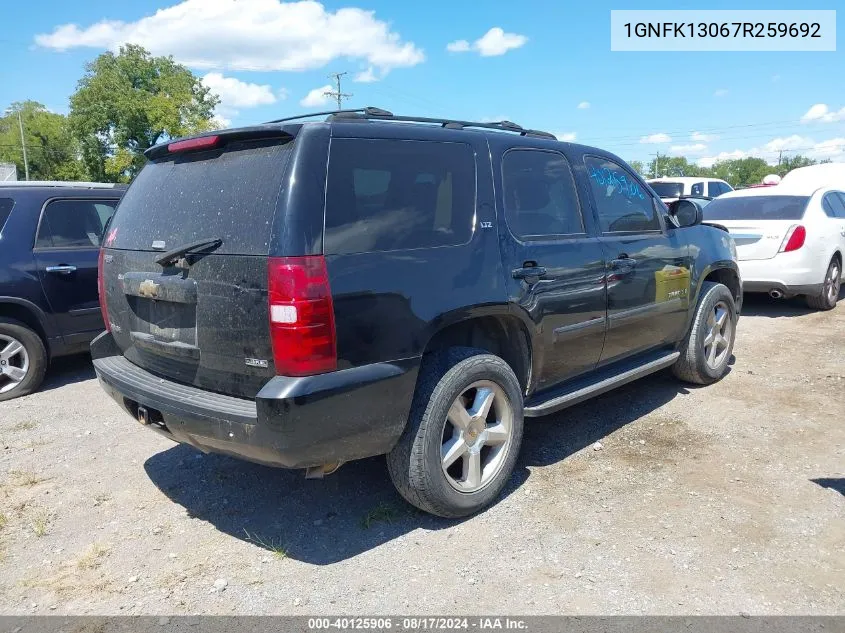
[0,198,12,235]
[705,195,809,221]
[110,138,293,255]
[650,182,684,198]
[324,139,475,254]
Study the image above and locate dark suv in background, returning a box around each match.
[92,108,741,517]
[0,182,124,400]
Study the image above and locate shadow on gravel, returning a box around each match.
[740,287,844,318]
[811,478,845,496]
[144,367,696,565]
[39,354,96,392]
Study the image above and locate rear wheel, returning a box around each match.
[0,319,47,402]
[386,348,523,518]
[806,257,841,311]
[672,282,736,385]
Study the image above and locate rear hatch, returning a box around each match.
[101,132,295,398]
[703,194,809,261]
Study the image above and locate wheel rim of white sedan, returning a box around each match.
[826,262,841,305]
[0,334,29,394]
[703,301,733,370]
[441,380,514,494]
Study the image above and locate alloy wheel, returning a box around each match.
[440,380,514,494]
[0,334,29,394]
[703,301,733,370]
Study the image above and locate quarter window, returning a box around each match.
[0,198,13,235]
[822,192,845,218]
[36,199,118,249]
[690,182,704,196]
[324,139,475,254]
[585,156,661,233]
[501,149,584,238]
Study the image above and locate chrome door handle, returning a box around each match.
[46,265,77,275]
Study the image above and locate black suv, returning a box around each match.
[92,108,741,517]
[0,182,124,400]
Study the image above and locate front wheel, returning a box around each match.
[672,281,736,385]
[806,257,841,311]
[387,348,524,518]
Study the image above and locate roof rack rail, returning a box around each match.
[329,109,557,140]
[0,181,125,189]
[263,106,393,124]
[264,106,557,140]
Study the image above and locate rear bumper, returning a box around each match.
[91,332,419,468]
[738,257,821,296]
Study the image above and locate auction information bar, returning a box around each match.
[611,10,836,51]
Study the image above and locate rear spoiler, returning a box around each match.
[145,125,297,160]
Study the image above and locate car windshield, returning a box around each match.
[650,182,684,198]
[704,195,809,221]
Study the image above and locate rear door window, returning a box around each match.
[324,139,475,254]
[690,182,705,196]
[707,182,722,197]
[35,199,118,249]
[705,195,809,221]
[585,156,662,233]
[109,138,293,255]
[501,149,584,238]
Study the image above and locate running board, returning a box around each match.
[524,351,680,417]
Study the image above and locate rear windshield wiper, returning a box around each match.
[155,238,223,266]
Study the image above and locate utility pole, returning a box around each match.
[651,151,662,178]
[17,111,30,181]
[324,72,352,110]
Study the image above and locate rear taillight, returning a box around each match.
[780,225,806,253]
[97,248,110,332]
[268,256,336,376]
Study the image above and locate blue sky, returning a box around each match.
[2,0,844,166]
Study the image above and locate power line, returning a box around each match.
[324,72,352,111]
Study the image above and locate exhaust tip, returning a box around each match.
[769,289,784,299]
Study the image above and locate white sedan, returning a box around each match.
[703,182,845,310]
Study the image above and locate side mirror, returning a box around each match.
[668,199,704,228]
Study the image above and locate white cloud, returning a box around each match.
[556,132,577,142]
[34,0,425,75]
[577,101,590,110]
[714,89,729,97]
[762,135,814,153]
[809,137,845,158]
[354,67,378,83]
[696,150,747,168]
[211,113,232,128]
[201,72,277,108]
[801,103,845,123]
[446,39,471,53]
[446,27,527,57]
[640,133,671,144]
[669,143,707,155]
[300,84,333,107]
[691,131,718,142]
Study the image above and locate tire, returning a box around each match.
[0,318,48,402]
[672,282,736,385]
[805,257,841,311]
[387,347,524,518]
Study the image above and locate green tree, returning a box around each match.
[69,44,219,182]
[629,160,646,176]
[708,157,771,188]
[0,101,88,181]
[647,155,708,179]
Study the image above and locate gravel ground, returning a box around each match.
[0,293,842,615]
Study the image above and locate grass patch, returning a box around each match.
[9,470,50,487]
[243,529,289,560]
[0,513,7,530]
[93,493,111,507]
[31,511,51,537]
[360,502,402,529]
[77,543,111,570]
[11,421,37,432]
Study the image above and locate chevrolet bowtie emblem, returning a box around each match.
[138,279,160,298]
